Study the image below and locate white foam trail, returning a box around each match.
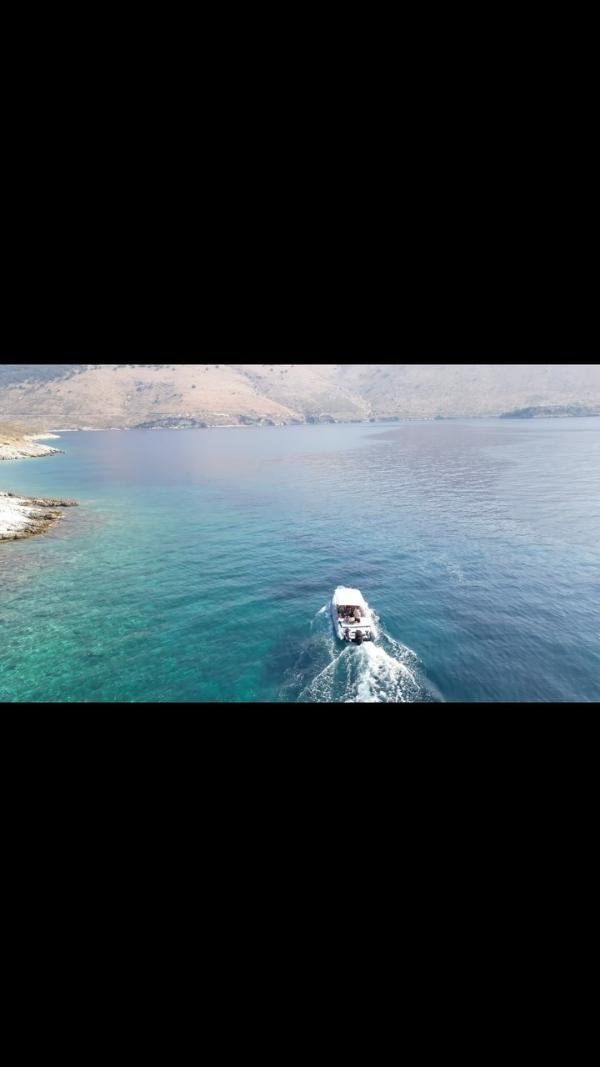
[348,642,417,703]
[298,640,350,699]
[299,631,421,703]
[289,601,431,704]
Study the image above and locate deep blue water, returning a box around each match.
[1,419,599,703]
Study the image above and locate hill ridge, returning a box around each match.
[1,363,599,429]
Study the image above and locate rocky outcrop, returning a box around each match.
[0,491,78,541]
[0,426,75,542]
[0,431,63,461]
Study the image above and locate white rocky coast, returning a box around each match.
[0,491,78,541]
[0,432,63,461]
[0,428,77,541]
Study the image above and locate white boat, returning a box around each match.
[331,586,375,643]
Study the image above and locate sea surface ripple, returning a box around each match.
[1,418,599,703]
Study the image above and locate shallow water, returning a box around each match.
[1,419,599,702]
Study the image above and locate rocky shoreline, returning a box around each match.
[0,491,78,541]
[0,429,77,542]
[0,436,63,461]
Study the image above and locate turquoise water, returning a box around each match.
[2,419,600,703]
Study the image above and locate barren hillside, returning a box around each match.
[0,362,598,429]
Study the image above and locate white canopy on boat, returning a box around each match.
[332,586,367,608]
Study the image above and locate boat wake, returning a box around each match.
[281,604,438,703]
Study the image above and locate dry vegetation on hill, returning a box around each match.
[0,362,599,429]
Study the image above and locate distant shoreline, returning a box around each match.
[35,410,600,434]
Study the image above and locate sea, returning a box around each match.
[1,418,599,703]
